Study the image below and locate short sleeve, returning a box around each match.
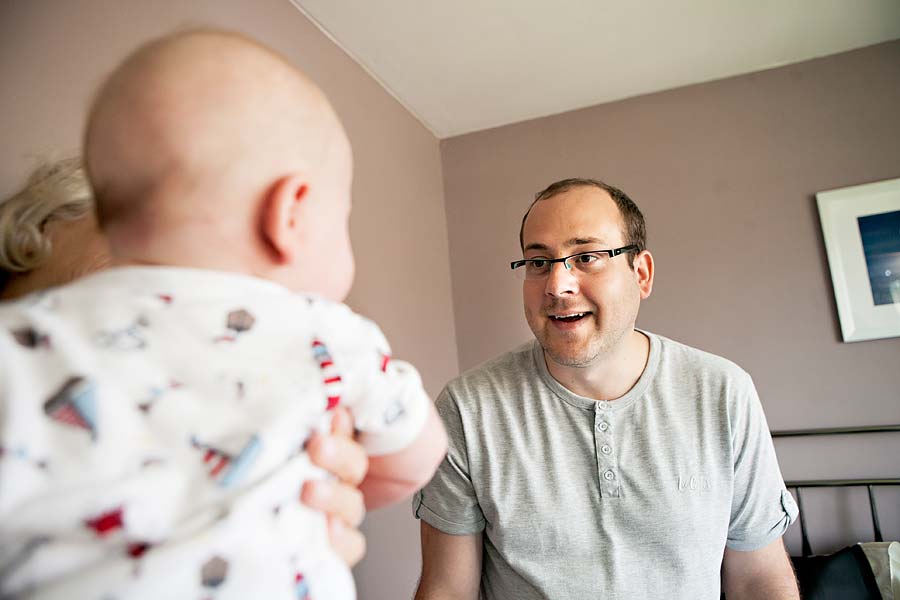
[333,313,429,457]
[412,385,485,535]
[727,374,798,550]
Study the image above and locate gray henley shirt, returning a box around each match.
[414,331,797,599]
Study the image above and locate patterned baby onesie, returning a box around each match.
[0,267,430,600]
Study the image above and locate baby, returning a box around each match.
[0,30,447,599]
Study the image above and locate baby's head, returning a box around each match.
[84,29,354,301]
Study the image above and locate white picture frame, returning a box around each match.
[816,177,900,342]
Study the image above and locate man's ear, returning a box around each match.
[633,250,654,300]
[260,175,309,264]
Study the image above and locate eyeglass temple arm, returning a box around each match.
[612,245,639,256]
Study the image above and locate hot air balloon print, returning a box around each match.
[201,555,229,589]
[214,309,256,343]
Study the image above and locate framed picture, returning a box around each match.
[816,177,900,342]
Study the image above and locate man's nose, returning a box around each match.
[544,260,578,296]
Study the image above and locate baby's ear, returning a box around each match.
[260,174,309,264]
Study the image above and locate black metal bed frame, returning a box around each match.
[770,424,900,557]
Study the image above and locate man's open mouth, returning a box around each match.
[549,312,590,323]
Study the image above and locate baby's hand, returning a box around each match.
[301,407,369,566]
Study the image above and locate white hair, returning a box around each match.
[0,157,93,275]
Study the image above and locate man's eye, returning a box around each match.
[530,259,548,268]
[576,253,600,264]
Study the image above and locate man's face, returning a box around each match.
[521,186,647,368]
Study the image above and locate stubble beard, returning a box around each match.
[526,305,632,369]
[540,321,621,368]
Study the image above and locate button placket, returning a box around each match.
[594,401,619,498]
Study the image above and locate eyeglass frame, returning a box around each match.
[510,244,640,277]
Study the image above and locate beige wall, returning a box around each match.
[0,1,458,598]
[440,40,900,555]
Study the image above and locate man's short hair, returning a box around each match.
[519,178,646,267]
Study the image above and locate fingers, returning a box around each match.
[300,478,366,528]
[306,428,368,487]
[327,515,366,567]
[329,406,355,438]
[302,407,369,568]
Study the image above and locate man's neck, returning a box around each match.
[544,329,650,401]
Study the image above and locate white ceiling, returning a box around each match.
[291,0,900,139]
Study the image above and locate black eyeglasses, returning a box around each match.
[510,245,639,280]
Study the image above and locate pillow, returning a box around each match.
[859,541,899,600]
[791,544,883,599]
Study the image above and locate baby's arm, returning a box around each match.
[359,399,446,510]
[317,304,447,510]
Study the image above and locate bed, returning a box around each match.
[772,424,900,600]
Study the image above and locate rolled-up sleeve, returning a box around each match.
[726,374,798,551]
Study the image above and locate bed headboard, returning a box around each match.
[771,424,900,557]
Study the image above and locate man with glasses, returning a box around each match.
[413,179,800,599]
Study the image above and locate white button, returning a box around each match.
[603,470,615,481]
[597,422,609,432]
[600,444,612,455]
[596,401,610,411]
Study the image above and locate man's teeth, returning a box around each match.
[551,312,588,321]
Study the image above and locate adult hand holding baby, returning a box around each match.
[303,406,368,566]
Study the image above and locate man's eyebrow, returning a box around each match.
[568,237,606,246]
[523,237,607,252]
[523,242,550,252]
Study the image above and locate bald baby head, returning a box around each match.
[83,29,355,299]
